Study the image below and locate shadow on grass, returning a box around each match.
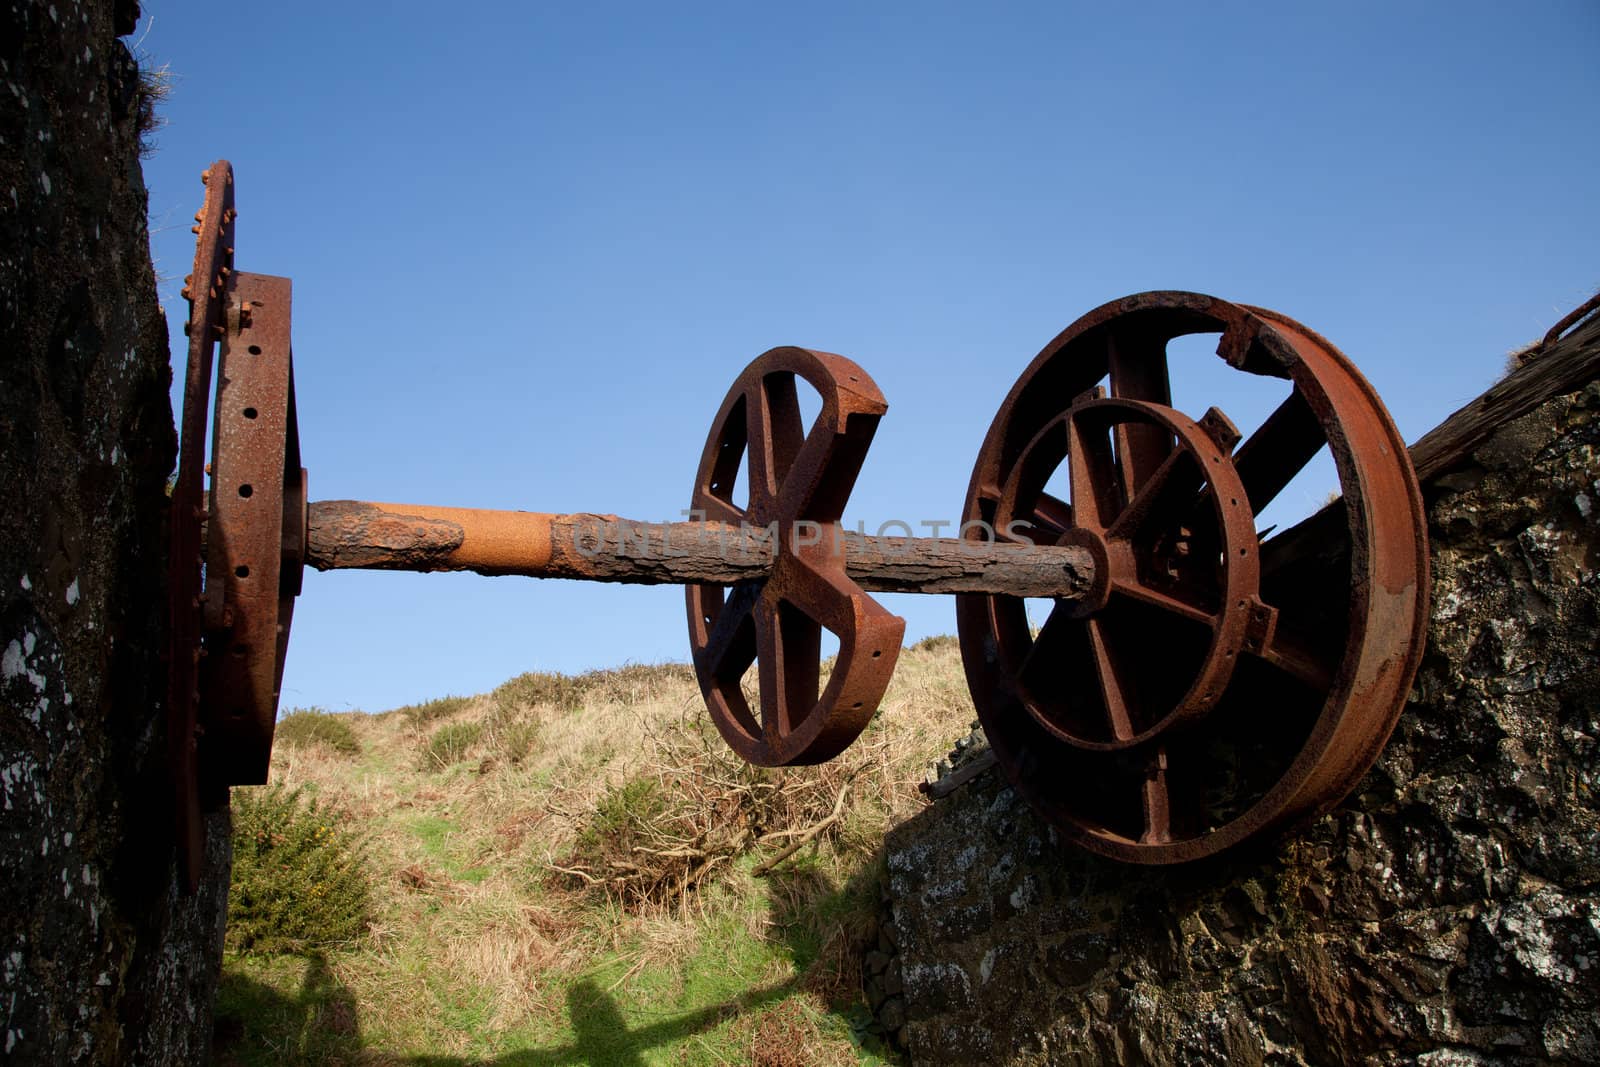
[760,842,904,1062]
[213,851,899,1064]
[213,953,362,1066]
[217,955,798,1066]
[406,977,796,1065]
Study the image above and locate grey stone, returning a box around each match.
[0,3,231,1062]
[875,381,1600,1065]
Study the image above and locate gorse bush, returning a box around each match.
[396,694,472,729]
[493,671,585,715]
[493,662,697,717]
[574,776,670,863]
[909,633,958,654]
[275,708,361,756]
[229,785,371,954]
[420,720,483,771]
[485,709,540,765]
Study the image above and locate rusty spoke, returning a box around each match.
[1251,626,1334,692]
[1105,448,1202,542]
[1107,578,1215,627]
[698,580,762,681]
[1139,747,1173,845]
[1066,412,1120,532]
[775,555,860,635]
[1031,492,1074,538]
[747,374,805,516]
[754,600,822,741]
[1233,388,1325,513]
[1085,616,1137,742]
[1106,328,1175,503]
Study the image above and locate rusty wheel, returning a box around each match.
[687,348,905,766]
[167,161,307,887]
[956,292,1428,863]
[166,160,237,888]
[196,271,306,787]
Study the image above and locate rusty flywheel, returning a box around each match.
[956,291,1429,863]
[685,348,906,766]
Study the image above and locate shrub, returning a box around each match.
[487,712,540,765]
[910,633,958,654]
[275,708,361,757]
[574,777,670,861]
[420,720,483,771]
[492,662,696,717]
[492,670,585,715]
[229,785,371,954]
[395,694,472,729]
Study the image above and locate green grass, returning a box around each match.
[213,954,363,1067]
[217,638,967,1065]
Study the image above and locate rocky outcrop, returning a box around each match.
[0,1,231,1062]
[879,379,1600,1064]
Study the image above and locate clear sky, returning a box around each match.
[136,2,1598,714]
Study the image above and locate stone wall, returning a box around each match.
[0,1,231,1062]
[877,379,1599,1065]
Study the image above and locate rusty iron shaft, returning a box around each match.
[304,499,1096,599]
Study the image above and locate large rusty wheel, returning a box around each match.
[956,292,1428,864]
[687,348,905,766]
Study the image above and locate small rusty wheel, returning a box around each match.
[196,270,306,788]
[687,348,905,766]
[957,292,1428,864]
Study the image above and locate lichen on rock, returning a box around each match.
[0,1,231,1062]
[880,382,1600,1064]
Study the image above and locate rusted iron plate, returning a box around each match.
[687,348,906,766]
[199,271,304,785]
[957,292,1428,863]
[166,160,236,890]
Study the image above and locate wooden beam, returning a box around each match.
[304,499,1097,599]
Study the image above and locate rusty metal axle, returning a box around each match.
[303,499,1096,599]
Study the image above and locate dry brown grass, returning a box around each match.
[249,641,968,1059]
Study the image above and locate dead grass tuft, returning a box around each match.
[741,998,857,1067]
[551,712,874,915]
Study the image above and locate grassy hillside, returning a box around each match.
[214,636,972,1065]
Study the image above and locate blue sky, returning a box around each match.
[137,2,1599,713]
